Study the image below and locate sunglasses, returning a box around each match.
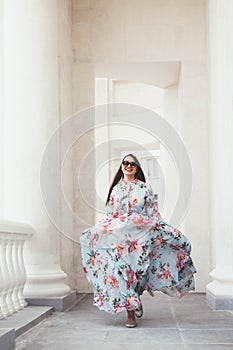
[122,160,137,167]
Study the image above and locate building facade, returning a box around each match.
[0,0,232,311]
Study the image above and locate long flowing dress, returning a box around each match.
[80,178,196,314]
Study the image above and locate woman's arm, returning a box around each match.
[106,194,115,218]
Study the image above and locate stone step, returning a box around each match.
[0,328,15,350]
[0,306,53,350]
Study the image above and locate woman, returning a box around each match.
[80,154,196,328]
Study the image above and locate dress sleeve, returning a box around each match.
[106,186,117,218]
[144,183,159,218]
[106,196,114,218]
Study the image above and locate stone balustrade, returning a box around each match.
[0,221,33,318]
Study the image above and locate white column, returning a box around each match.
[0,0,4,218]
[206,0,233,310]
[3,0,70,297]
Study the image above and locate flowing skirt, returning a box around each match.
[80,213,196,314]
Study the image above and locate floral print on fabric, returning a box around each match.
[80,179,196,314]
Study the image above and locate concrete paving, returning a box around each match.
[15,293,233,350]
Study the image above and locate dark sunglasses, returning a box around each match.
[122,160,137,167]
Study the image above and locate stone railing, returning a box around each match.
[0,221,33,319]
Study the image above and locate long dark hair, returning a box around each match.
[105,154,146,205]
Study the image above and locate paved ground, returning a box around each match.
[16,293,233,350]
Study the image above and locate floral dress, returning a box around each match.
[80,178,196,314]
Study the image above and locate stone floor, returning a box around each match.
[16,293,233,350]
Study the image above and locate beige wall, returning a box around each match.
[71,0,209,292]
[112,81,164,114]
[57,0,75,289]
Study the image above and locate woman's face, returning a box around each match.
[121,156,137,178]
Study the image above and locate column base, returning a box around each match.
[23,265,71,298]
[206,269,233,310]
[206,290,233,310]
[25,291,85,311]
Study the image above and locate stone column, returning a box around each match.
[206,0,233,310]
[3,0,70,300]
[0,0,4,217]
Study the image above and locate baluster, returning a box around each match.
[0,222,33,318]
[5,237,16,314]
[11,237,21,311]
[0,236,5,319]
[0,236,11,317]
[18,236,27,308]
